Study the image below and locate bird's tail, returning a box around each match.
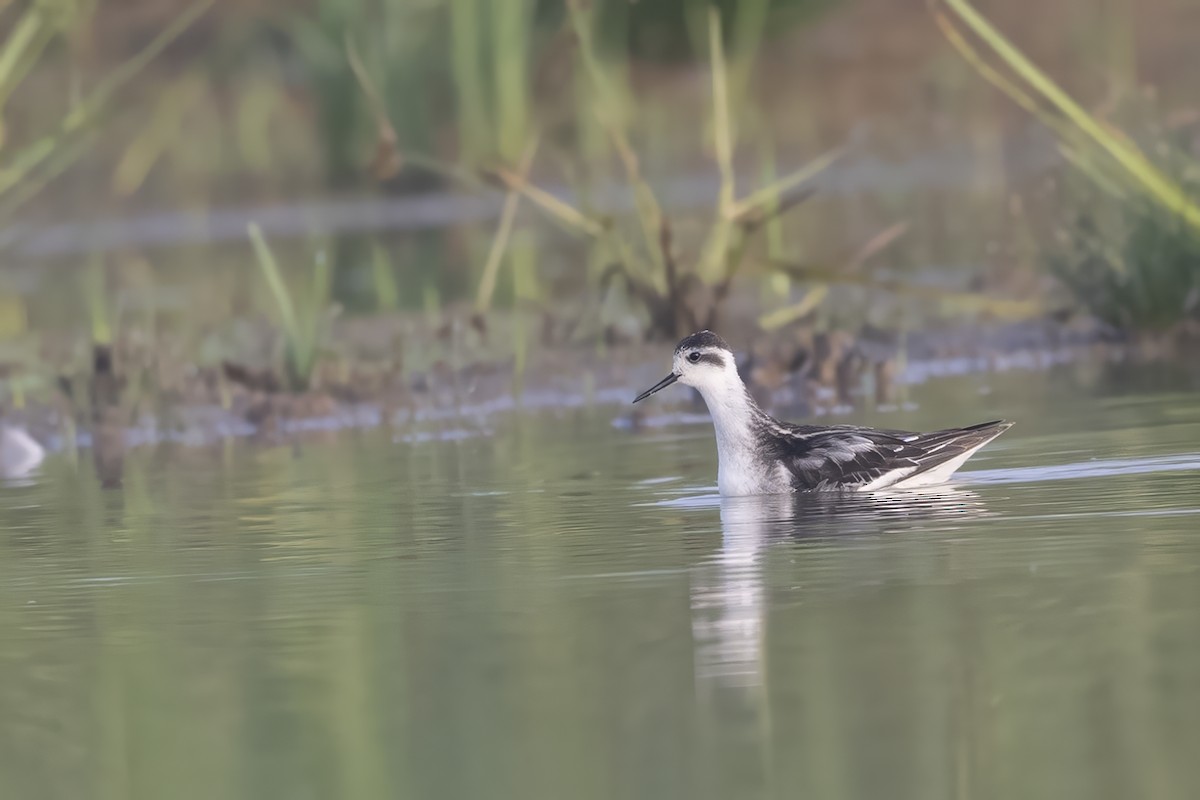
[893,420,1013,488]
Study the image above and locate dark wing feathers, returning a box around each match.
[770,427,917,489]
[768,419,1012,490]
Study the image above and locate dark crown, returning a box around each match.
[674,330,731,353]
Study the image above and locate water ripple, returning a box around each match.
[962,453,1200,485]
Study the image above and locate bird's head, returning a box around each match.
[633,330,737,403]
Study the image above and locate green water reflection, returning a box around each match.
[1,369,1199,800]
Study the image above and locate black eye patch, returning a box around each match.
[694,352,725,368]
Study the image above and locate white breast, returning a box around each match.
[715,447,773,496]
[710,409,792,496]
[689,358,794,496]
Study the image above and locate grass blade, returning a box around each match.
[0,0,212,211]
[484,165,605,238]
[758,223,910,329]
[709,6,735,215]
[566,0,665,269]
[936,0,1200,230]
[729,146,843,223]
[0,7,57,116]
[65,0,214,131]
[247,222,300,343]
[759,284,829,330]
[475,138,539,312]
[370,243,400,311]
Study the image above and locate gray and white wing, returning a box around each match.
[775,428,918,490]
[775,420,1012,491]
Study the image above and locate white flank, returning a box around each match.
[858,465,919,492]
[888,437,997,489]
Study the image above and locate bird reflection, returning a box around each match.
[690,484,991,687]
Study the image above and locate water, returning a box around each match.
[1,367,1199,800]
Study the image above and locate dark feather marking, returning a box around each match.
[696,352,726,368]
[754,416,1012,491]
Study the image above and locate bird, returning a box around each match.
[632,330,1013,496]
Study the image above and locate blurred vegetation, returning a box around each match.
[932,0,1200,334]
[0,0,211,217]
[0,0,1196,423]
[286,0,838,186]
[468,4,852,339]
[1050,189,1200,333]
[0,0,209,413]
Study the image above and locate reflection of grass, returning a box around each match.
[247,223,334,391]
[931,0,1200,332]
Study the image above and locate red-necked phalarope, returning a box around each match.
[633,330,1013,496]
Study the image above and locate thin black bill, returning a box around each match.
[632,372,679,403]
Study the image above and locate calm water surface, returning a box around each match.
[2,367,1200,800]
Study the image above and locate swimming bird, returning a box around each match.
[632,330,1012,495]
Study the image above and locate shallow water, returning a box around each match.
[2,365,1199,800]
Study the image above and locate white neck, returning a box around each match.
[695,379,757,447]
[692,373,769,495]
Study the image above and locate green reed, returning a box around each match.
[932,0,1200,332]
[247,223,334,391]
